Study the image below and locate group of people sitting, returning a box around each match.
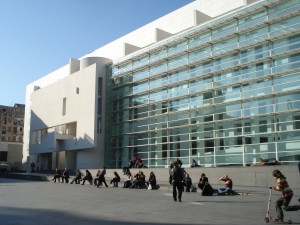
[169,159,234,196]
[51,167,159,190]
[123,170,158,190]
[51,167,121,188]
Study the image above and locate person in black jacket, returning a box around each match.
[110,171,121,187]
[97,167,108,188]
[81,170,93,185]
[61,168,70,183]
[70,169,82,184]
[146,171,157,190]
[52,168,61,183]
[171,161,184,202]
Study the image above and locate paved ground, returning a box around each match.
[0,178,299,225]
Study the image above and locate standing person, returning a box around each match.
[218,175,233,195]
[61,168,70,183]
[110,171,121,187]
[81,170,93,185]
[30,162,36,173]
[171,161,184,202]
[70,169,82,184]
[169,161,174,185]
[269,169,300,222]
[97,167,108,188]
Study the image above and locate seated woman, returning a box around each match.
[81,170,93,185]
[123,171,133,188]
[183,173,192,192]
[110,171,121,187]
[130,171,146,189]
[146,171,157,190]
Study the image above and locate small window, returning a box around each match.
[62,98,66,116]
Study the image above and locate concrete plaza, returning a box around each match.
[0,178,299,225]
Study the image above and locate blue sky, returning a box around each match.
[0,0,194,106]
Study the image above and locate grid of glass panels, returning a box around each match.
[108,0,300,168]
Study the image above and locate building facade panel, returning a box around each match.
[109,0,300,168]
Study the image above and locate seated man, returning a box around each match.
[61,168,70,183]
[218,175,233,195]
[70,169,82,184]
[52,168,61,183]
[81,170,93,185]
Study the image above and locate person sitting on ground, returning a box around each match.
[123,171,133,188]
[146,171,157,190]
[130,171,146,189]
[110,171,121,187]
[122,159,134,175]
[93,169,101,186]
[198,173,214,196]
[52,168,62,183]
[70,169,82,184]
[191,159,200,168]
[183,173,192,192]
[61,168,70,183]
[134,154,143,168]
[218,174,233,195]
[97,167,108,188]
[81,169,93,185]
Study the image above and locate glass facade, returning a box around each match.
[107,0,300,168]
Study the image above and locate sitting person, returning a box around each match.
[110,171,121,187]
[191,159,200,168]
[81,170,93,185]
[93,170,101,186]
[218,174,233,195]
[61,168,70,183]
[123,159,134,175]
[70,169,82,184]
[134,154,144,168]
[198,173,214,196]
[146,171,157,190]
[183,173,192,192]
[52,168,62,183]
[123,171,133,188]
[130,171,146,189]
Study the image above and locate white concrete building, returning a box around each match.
[23,0,300,170]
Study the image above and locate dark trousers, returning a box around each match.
[110,178,120,187]
[61,176,69,183]
[97,177,108,187]
[276,194,299,219]
[172,180,183,201]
